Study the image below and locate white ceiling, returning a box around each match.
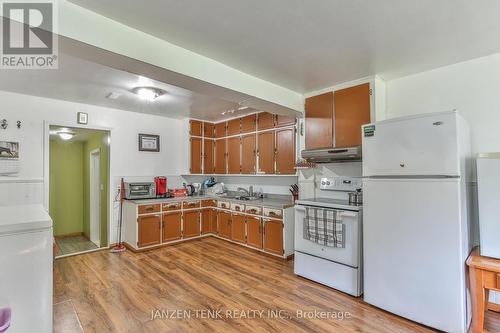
[68,0,500,93]
[0,51,257,122]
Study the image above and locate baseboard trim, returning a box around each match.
[54,232,83,239]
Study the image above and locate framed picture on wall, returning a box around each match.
[138,134,160,152]
[0,141,19,158]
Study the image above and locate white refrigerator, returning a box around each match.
[362,111,472,333]
[0,205,53,333]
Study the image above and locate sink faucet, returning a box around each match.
[237,186,254,197]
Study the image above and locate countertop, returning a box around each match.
[126,194,294,209]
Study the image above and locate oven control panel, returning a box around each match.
[320,177,362,192]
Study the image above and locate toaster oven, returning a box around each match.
[124,182,156,199]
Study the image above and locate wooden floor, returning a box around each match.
[56,236,98,256]
[54,237,500,333]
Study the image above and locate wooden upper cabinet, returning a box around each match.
[190,120,203,137]
[138,215,161,247]
[183,210,200,238]
[203,122,215,138]
[257,112,275,130]
[275,128,295,174]
[276,115,296,127]
[241,114,257,133]
[334,83,371,147]
[258,131,275,174]
[246,216,262,249]
[162,212,181,242]
[203,139,214,174]
[218,211,232,239]
[227,118,241,136]
[215,122,227,138]
[227,137,241,174]
[263,219,283,255]
[241,134,256,174]
[305,92,334,149]
[214,139,226,174]
[231,214,246,243]
[190,137,202,174]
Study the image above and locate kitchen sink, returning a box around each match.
[228,195,260,201]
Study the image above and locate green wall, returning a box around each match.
[82,132,109,247]
[49,139,84,236]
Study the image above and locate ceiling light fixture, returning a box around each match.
[57,129,75,141]
[131,86,165,101]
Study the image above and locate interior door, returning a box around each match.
[231,213,246,243]
[214,139,226,174]
[190,137,202,174]
[138,215,161,247]
[162,212,181,242]
[334,83,370,148]
[227,137,241,174]
[218,211,232,239]
[246,216,262,249]
[258,131,275,174]
[241,134,256,174]
[183,210,200,238]
[363,178,466,332]
[263,219,283,255]
[275,128,295,174]
[203,139,214,174]
[305,92,334,149]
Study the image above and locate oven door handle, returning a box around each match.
[340,211,357,218]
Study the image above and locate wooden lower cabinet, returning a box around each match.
[201,209,215,234]
[231,213,246,243]
[138,214,161,247]
[209,209,218,234]
[263,219,283,255]
[162,212,181,242]
[183,210,200,238]
[246,216,263,249]
[218,211,232,239]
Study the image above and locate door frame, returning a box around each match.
[43,121,112,255]
[89,148,101,247]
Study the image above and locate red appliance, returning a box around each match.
[154,176,167,197]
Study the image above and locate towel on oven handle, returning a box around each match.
[304,207,345,248]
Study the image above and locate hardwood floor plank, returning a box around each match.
[54,237,499,333]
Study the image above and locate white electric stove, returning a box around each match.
[294,177,363,296]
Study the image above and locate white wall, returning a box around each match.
[386,52,500,305]
[0,90,188,244]
[386,52,500,154]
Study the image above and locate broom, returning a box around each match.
[110,178,126,253]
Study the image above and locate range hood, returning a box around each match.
[301,146,362,163]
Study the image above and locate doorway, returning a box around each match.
[90,149,101,247]
[49,126,110,257]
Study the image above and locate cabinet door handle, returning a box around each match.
[146,206,154,212]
